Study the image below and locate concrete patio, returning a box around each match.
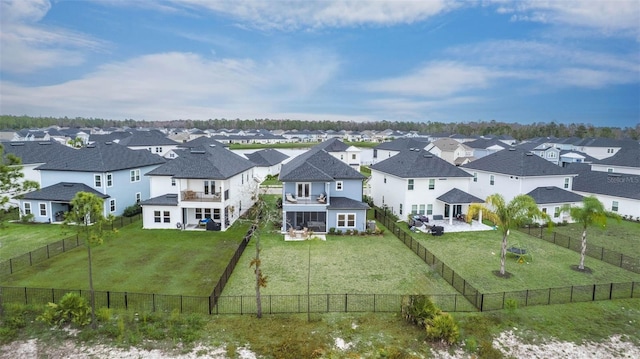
[412,219,494,234]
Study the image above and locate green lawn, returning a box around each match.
[548,219,640,254]
[0,222,73,261]
[409,228,640,293]
[221,229,460,297]
[2,220,250,296]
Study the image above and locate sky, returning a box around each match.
[0,0,639,128]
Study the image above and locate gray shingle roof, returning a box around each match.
[117,130,178,146]
[326,196,370,210]
[180,137,229,148]
[279,149,365,182]
[370,149,472,178]
[19,182,109,201]
[436,188,484,204]
[35,142,165,172]
[374,138,430,151]
[571,167,640,200]
[313,138,349,152]
[140,193,179,206]
[466,138,511,149]
[2,141,77,164]
[594,145,640,168]
[526,186,584,204]
[245,149,289,167]
[462,147,574,177]
[146,145,254,179]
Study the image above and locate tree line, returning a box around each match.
[1,115,637,140]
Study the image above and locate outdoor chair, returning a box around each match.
[285,193,297,203]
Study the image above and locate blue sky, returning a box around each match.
[1,0,639,128]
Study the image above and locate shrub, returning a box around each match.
[20,213,35,223]
[328,227,336,235]
[123,203,142,217]
[426,313,459,345]
[352,229,359,235]
[37,292,91,327]
[402,295,441,328]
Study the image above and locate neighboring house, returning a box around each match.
[369,148,479,223]
[372,138,430,164]
[590,145,640,175]
[526,186,584,223]
[570,164,640,219]
[19,182,110,223]
[313,138,362,170]
[245,149,289,180]
[465,137,510,159]
[141,145,256,231]
[572,138,628,160]
[532,145,562,166]
[462,147,579,204]
[424,138,474,165]
[558,150,597,168]
[279,149,368,233]
[18,142,165,222]
[117,130,179,157]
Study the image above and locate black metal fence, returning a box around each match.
[374,209,640,312]
[0,214,142,278]
[518,226,640,274]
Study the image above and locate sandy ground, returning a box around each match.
[2,332,639,359]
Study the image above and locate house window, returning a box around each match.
[205,208,212,219]
[130,169,141,182]
[163,211,170,223]
[195,208,202,219]
[473,173,477,182]
[337,213,356,227]
[39,203,47,216]
[297,182,310,198]
[554,207,560,218]
[419,204,425,215]
[612,201,619,212]
[94,174,102,187]
[490,175,495,186]
[351,154,356,160]
[136,193,141,204]
[213,208,221,220]
[155,147,162,153]
[607,168,614,173]
[428,179,435,190]
[171,178,176,186]
[383,177,387,184]
[109,199,116,213]
[106,173,113,187]
[542,208,547,214]
[564,177,570,189]
[399,204,403,215]
[411,204,418,214]
[548,151,556,158]
[24,202,31,215]
[340,154,344,160]
[336,181,343,191]
[154,211,161,223]
[204,180,215,195]
[427,204,433,215]
[408,179,414,190]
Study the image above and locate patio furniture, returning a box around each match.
[507,246,532,262]
[317,193,326,203]
[430,225,444,236]
[432,214,444,221]
[285,193,297,203]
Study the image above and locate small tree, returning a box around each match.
[563,196,621,271]
[467,194,549,277]
[63,191,116,328]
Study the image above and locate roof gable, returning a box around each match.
[279,149,365,182]
[370,148,472,178]
[147,145,254,179]
[462,147,574,177]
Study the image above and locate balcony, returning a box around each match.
[181,190,222,202]
[284,193,328,205]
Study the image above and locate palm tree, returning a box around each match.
[564,196,621,271]
[467,194,548,276]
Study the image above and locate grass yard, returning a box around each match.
[221,228,460,297]
[2,220,250,296]
[409,229,640,294]
[549,219,640,254]
[0,222,73,261]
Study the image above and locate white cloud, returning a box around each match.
[0,49,341,120]
[166,0,459,30]
[363,61,497,97]
[0,0,107,73]
[492,0,640,37]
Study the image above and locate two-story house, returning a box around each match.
[17,141,165,222]
[313,138,362,171]
[245,149,289,181]
[116,129,180,158]
[372,138,430,164]
[279,148,368,233]
[589,144,640,175]
[369,148,480,223]
[141,144,256,231]
[462,147,579,204]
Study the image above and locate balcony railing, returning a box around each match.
[181,190,222,202]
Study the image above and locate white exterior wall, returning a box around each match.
[370,169,471,219]
[577,147,620,160]
[573,192,640,219]
[149,176,178,197]
[373,149,399,164]
[127,145,178,158]
[467,171,573,203]
[142,205,182,229]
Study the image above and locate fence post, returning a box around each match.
[24,287,27,305]
[51,288,55,303]
[9,258,12,274]
[373,294,376,313]
[107,291,110,308]
[124,292,128,310]
[609,283,614,300]
[620,254,624,267]
[525,290,529,306]
[344,293,348,312]
[29,252,32,266]
[180,295,183,313]
[47,244,50,259]
[570,286,574,302]
[592,284,597,301]
[480,294,484,312]
[548,288,551,305]
[327,294,329,312]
